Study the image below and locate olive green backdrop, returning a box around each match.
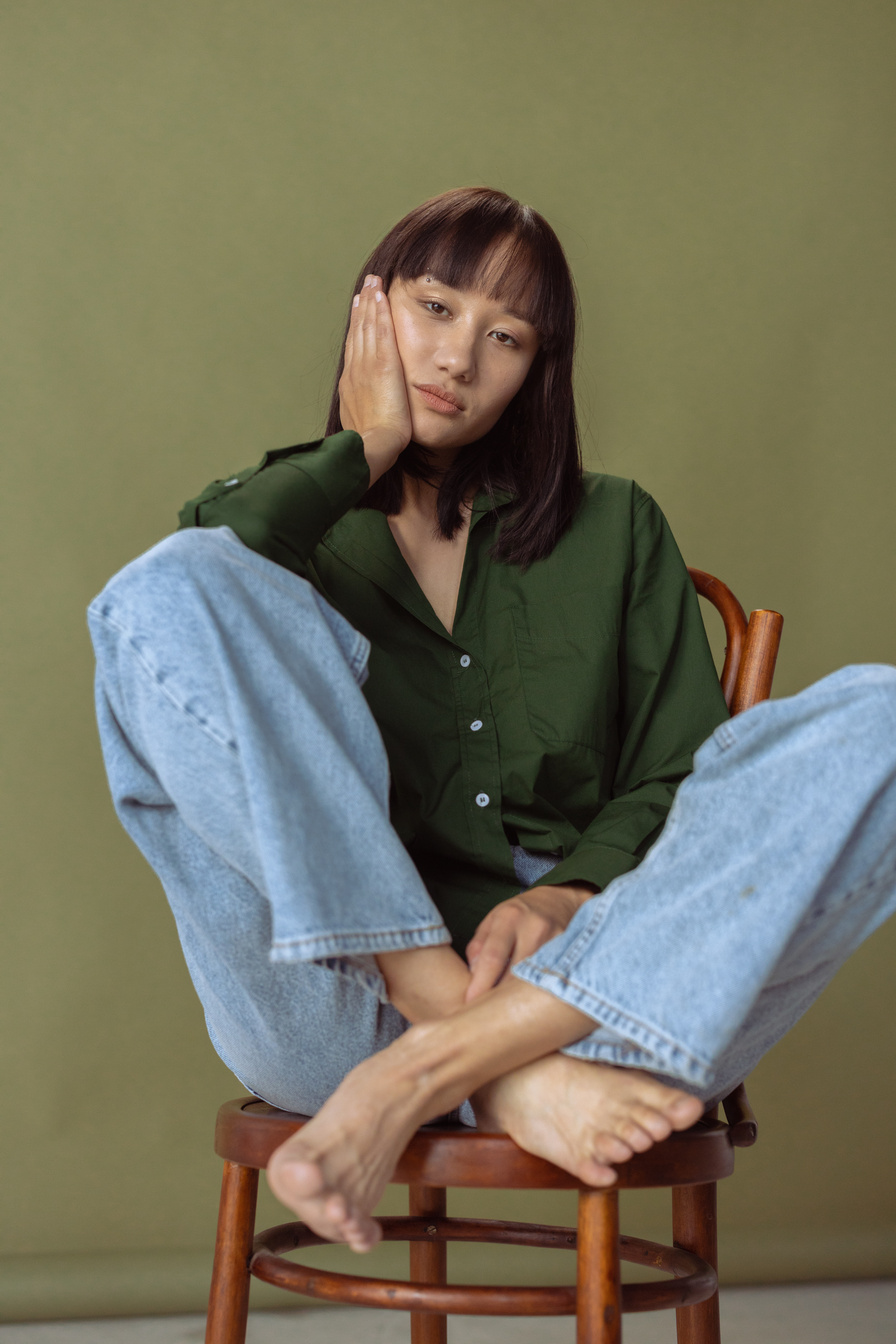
[3,0,895,1322]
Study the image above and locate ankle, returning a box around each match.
[377,1018,472,1120]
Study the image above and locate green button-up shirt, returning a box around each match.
[178,430,728,949]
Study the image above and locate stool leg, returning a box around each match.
[409,1183,447,1344]
[673,1183,720,1344]
[576,1187,622,1344]
[206,1160,259,1344]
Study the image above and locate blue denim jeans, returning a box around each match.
[88,526,896,1111]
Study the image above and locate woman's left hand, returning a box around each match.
[464,882,596,1002]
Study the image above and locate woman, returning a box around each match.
[89,187,896,1253]
[174,187,728,965]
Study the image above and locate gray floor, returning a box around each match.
[1,1281,895,1344]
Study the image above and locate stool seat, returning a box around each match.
[215,1097,737,1188]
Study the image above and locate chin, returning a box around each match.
[412,417,494,455]
[409,420,464,454]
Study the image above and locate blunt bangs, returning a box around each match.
[383,197,573,353]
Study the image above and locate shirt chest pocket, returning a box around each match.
[511,597,620,752]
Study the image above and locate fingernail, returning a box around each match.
[375,290,382,302]
[352,294,360,308]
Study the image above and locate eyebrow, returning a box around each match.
[417,272,535,327]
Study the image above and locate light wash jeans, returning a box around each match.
[88,526,896,1112]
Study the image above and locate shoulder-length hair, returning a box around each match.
[325,186,582,569]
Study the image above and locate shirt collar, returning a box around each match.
[321,491,514,640]
[470,487,515,521]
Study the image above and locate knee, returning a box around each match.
[86,532,234,693]
[816,664,896,728]
[92,528,229,606]
[785,664,896,779]
[88,527,263,642]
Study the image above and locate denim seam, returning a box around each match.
[270,921,450,958]
[713,720,738,750]
[91,608,239,753]
[559,1038,691,1081]
[347,632,370,681]
[511,961,713,1083]
[550,892,615,972]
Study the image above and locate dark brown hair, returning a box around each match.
[325,187,582,568]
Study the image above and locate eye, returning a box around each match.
[423,300,449,316]
[491,330,519,348]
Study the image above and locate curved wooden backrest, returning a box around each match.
[688,568,783,715]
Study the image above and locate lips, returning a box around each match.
[414,384,464,414]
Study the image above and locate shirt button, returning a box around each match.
[470,720,483,732]
[459,654,471,667]
[475,793,490,807]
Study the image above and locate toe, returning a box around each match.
[668,1094,703,1128]
[615,1116,656,1152]
[636,1080,702,1131]
[591,1134,634,1166]
[592,1131,633,1164]
[324,1191,350,1230]
[629,1104,673,1142]
[346,1217,382,1253]
[579,1157,619,1187]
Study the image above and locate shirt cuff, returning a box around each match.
[535,844,641,895]
[177,431,369,568]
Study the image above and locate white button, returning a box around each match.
[224,477,240,486]
[475,793,490,807]
[470,720,483,732]
[459,654,471,667]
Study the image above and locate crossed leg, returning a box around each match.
[89,528,703,1253]
[89,532,896,1257]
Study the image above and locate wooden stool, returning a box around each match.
[206,1086,757,1344]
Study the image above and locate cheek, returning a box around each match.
[390,308,426,377]
[484,358,535,420]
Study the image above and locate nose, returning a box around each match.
[435,321,477,382]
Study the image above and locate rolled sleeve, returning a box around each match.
[177,431,369,578]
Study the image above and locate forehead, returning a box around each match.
[395,229,542,329]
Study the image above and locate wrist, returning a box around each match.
[564,880,598,905]
[361,427,408,485]
[531,881,596,922]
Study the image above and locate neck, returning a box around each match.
[399,472,442,525]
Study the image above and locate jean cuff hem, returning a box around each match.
[510,962,713,1088]
[270,925,451,1004]
[270,922,450,963]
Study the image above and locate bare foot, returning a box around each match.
[266,1046,428,1253]
[474,1053,704,1185]
[266,977,702,1249]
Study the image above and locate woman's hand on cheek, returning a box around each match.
[464,882,596,1003]
[339,275,413,485]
